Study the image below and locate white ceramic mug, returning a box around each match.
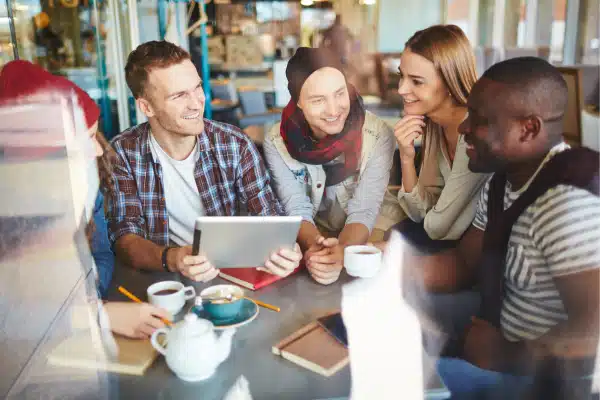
[343,245,382,278]
[147,280,196,315]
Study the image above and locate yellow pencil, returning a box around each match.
[118,285,173,326]
[243,296,280,312]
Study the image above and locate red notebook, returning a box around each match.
[218,265,303,290]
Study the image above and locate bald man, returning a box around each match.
[404,57,599,397]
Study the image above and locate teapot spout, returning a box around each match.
[216,328,236,364]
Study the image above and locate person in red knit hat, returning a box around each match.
[0,59,102,158]
[0,60,170,339]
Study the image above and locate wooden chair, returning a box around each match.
[211,80,239,103]
[237,89,281,129]
[557,67,584,147]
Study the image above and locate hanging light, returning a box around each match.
[360,0,377,4]
[300,0,314,6]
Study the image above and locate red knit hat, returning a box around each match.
[0,60,100,129]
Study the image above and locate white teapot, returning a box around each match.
[151,313,235,381]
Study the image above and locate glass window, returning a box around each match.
[5,0,113,129]
[549,0,567,63]
[516,0,527,47]
[476,0,494,47]
[1,0,15,67]
[3,0,145,137]
[446,0,473,43]
[8,0,95,72]
[256,2,297,23]
[0,100,108,399]
[582,0,599,64]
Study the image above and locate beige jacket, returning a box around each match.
[397,133,490,240]
[265,111,396,234]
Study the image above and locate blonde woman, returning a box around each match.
[391,25,489,252]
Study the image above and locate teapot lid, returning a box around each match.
[174,313,213,337]
[184,313,199,324]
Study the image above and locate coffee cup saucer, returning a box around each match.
[191,298,259,330]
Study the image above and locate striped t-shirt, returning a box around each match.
[473,143,600,342]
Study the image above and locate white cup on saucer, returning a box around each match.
[344,245,382,278]
[147,280,196,315]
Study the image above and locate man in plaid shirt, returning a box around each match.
[106,41,301,282]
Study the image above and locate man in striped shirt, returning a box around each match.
[408,57,599,396]
[106,41,302,282]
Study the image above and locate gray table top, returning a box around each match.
[106,265,448,400]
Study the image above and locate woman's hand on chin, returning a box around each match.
[394,115,426,162]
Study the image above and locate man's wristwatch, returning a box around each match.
[162,246,173,272]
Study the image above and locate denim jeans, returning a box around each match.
[91,192,115,298]
[388,219,480,356]
[438,356,599,400]
[437,357,533,400]
[418,290,481,357]
[385,219,459,255]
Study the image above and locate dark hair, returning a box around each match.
[96,130,115,205]
[125,41,191,99]
[482,56,568,120]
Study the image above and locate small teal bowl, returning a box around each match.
[200,285,244,322]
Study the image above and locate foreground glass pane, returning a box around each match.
[0,99,111,399]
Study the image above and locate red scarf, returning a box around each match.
[280,85,365,187]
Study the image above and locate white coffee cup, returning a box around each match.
[147,281,196,315]
[344,245,382,278]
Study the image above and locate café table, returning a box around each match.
[106,265,449,400]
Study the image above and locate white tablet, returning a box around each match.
[193,216,302,268]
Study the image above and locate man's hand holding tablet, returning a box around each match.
[172,216,303,282]
[258,243,303,277]
[166,245,220,282]
[167,244,302,282]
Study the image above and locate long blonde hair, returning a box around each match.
[404,24,478,167]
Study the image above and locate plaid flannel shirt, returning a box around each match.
[106,120,283,247]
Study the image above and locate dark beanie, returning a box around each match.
[286,47,345,102]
